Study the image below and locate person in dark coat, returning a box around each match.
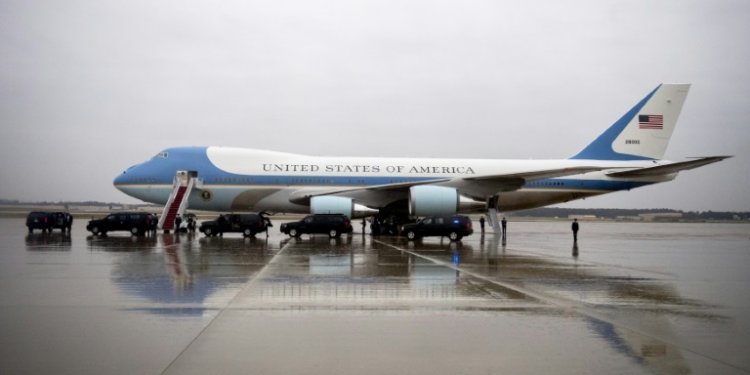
[571,219,579,243]
[64,213,73,233]
[479,217,485,233]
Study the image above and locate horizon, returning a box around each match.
[2,198,747,214]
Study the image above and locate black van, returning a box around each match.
[199,213,271,237]
[26,212,73,233]
[86,212,157,236]
[402,215,473,241]
[280,214,352,238]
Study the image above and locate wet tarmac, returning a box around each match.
[1,218,749,374]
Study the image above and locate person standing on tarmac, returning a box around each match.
[479,217,485,233]
[501,216,507,238]
[571,219,579,243]
[64,212,73,233]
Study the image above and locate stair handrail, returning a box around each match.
[158,175,183,229]
[175,178,195,219]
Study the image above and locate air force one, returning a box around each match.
[114,84,729,228]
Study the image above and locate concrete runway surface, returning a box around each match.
[1,218,749,374]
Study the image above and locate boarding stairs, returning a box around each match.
[158,171,196,233]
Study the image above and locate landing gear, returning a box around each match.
[487,195,501,233]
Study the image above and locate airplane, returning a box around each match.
[113,84,729,227]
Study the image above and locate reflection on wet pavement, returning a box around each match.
[2,219,749,374]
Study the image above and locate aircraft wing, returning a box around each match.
[288,166,604,205]
[464,166,604,183]
[606,156,731,178]
[456,166,605,196]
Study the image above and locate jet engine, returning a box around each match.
[310,196,378,218]
[408,186,485,216]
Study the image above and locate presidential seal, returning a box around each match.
[200,190,212,201]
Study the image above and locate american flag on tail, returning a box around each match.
[639,114,663,130]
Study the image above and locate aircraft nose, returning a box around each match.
[113,165,137,188]
[114,173,125,189]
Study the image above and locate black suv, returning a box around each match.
[402,215,473,241]
[199,213,271,237]
[26,211,73,233]
[86,212,157,236]
[280,214,352,238]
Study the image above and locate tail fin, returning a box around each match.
[570,84,690,160]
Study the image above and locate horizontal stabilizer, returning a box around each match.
[606,156,731,177]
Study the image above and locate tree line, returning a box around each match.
[516,207,750,221]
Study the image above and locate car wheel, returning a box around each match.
[204,227,213,236]
[91,226,100,235]
[448,231,461,241]
[289,228,299,237]
[328,229,339,238]
[243,228,254,238]
[406,230,417,240]
[131,227,140,235]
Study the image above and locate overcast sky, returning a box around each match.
[1,0,748,211]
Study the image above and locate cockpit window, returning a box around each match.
[154,151,169,159]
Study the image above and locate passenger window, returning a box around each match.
[423,218,433,225]
[435,218,444,224]
[305,217,313,223]
[107,215,117,221]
